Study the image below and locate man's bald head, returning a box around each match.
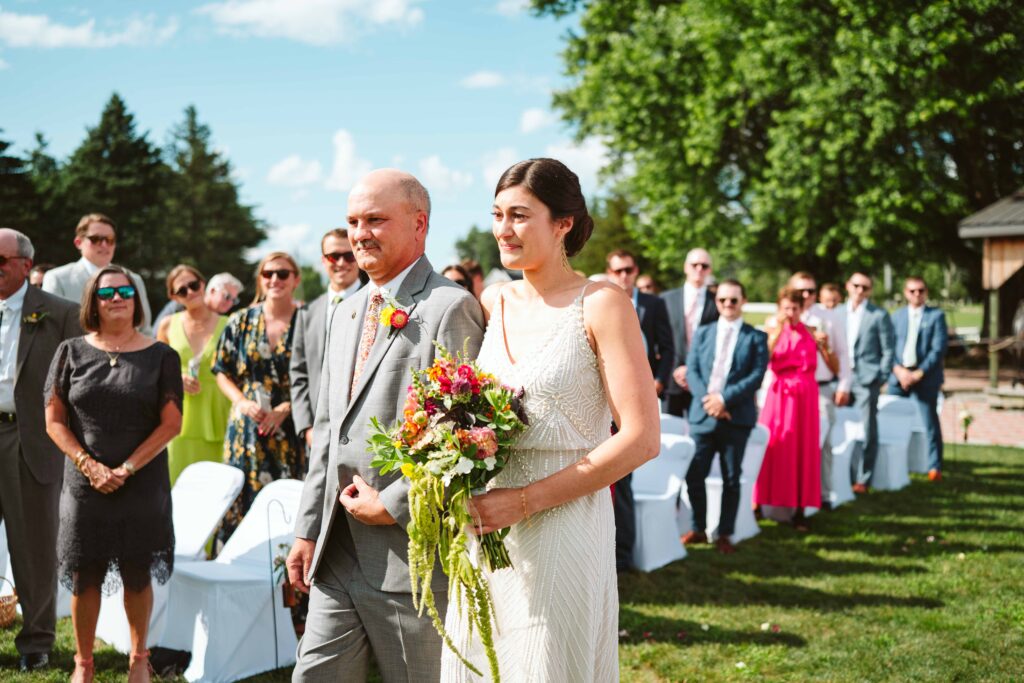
[351,169,431,224]
[347,169,431,284]
[684,247,712,286]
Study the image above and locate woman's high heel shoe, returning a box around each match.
[71,654,94,683]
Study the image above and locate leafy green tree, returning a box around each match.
[163,105,266,300]
[570,194,660,279]
[0,132,41,244]
[23,133,73,265]
[298,264,326,303]
[535,0,1024,295]
[454,225,501,274]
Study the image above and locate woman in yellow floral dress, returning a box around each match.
[212,252,305,544]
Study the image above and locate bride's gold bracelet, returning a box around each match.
[520,488,532,526]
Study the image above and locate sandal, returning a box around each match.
[71,654,94,683]
[128,649,153,683]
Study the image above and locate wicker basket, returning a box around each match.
[0,577,18,629]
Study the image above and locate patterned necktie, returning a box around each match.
[351,292,384,398]
[685,293,699,343]
[707,324,735,395]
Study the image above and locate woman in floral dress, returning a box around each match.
[212,251,305,544]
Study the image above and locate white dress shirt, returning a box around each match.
[845,300,867,369]
[903,305,924,367]
[709,317,743,394]
[682,283,707,319]
[0,281,29,412]
[801,303,852,391]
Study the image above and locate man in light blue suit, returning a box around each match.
[844,271,895,492]
[888,276,948,480]
[682,279,768,554]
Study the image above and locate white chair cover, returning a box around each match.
[95,462,246,653]
[826,408,863,508]
[632,435,694,572]
[873,399,913,490]
[659,413,689,436]
[878,395,929,473]
[160,478,304,683]
[694,424,770,542]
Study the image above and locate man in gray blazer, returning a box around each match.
[0,229,81,671]
[844,271,895,492]
[41,213,152,335]
[290,228,363,449]
[287,170,485,682]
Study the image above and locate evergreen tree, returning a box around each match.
[454,225,502,275]
[25,133,74,265]
[0,132,41,243]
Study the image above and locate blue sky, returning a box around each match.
[0,0,606,269]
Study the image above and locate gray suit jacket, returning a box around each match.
[849,301,895,388]
[295,257,485,593]
[661,285,718,396]
[42,260,152,335]
[290,293,329,439]
[16,285,82,484]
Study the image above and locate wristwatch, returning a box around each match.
[123,461,137,476]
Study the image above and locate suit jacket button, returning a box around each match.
[339,435,349,445]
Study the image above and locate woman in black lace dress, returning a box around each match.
[44,265,182,683]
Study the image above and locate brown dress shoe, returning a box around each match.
[852,483,869,494]
[681,530,708,545]
[928,469,942,482]
[715,537,736,554]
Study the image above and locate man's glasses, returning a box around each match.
[688,262,711,270]
[906,288,926,294]
[850,283,872,291]
[261,269,294,281]
[609,266,636,276]
[96,286,136,301]
[323,251,357,265]
[85,235,116,246]
[212,288,240,305]
[717,297,740,305]
[173,280,202,298]
[798,287,817,295]
[0,255,28,267]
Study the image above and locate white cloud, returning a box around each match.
[544,138,610,195]
[460,70,505,89]
[324,129,372,192]
[196,0,423,46]
[495,0,529,17]
[520,107,556,134]
[418,155,473,193]
[481,147,519,190]
[266,154,323,187]
[0,57,8,70]
[0,10,177,48]
[251,222,319,264]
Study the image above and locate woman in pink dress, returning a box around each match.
[754,287,830,531]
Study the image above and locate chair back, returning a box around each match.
[172,462,246,560]
[634,435,694,497]
[660,413,689,436]
[877,397,918,441]
[216,479,305,568]
[741,424,770,480]
[878,395,925,433]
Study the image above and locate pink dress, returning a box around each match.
[754,321,821,510]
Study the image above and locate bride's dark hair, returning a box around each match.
[495,158,595,257]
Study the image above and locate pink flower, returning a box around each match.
[464,426,498,459]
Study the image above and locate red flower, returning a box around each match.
[391,309,409,329]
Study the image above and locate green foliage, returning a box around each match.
[536,0,1024,296]
[297,264,325,303]
[454,224,501,274]
[0,132,42,243]
[570,193,666,280]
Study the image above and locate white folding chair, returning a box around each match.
[827,409,862,508]
[96,462,245,653]
[659,413,689,436]
[873,399,913,490]
[879,395,929,473]
[159,478,304,682]
[632,435,694,572]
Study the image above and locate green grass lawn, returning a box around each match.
[1,444,1022,682]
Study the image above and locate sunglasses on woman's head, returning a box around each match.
[85,235,116,246]
[96,286,136,301]
[323,251,357,265]
[173,280,202,298]
[261,269,294,281]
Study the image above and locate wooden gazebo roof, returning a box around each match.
[959,188,1024,239]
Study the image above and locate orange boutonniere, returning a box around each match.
[23,311,48,325]
[378,292,410,337]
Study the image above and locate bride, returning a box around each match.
[440,158,660,682]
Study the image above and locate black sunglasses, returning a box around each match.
[85,235,116,246]
[260,269,294,281]
[798,287,817,295]
[173,280,202,298]
[717,297,740,305]
[609,266,636,276]
[688,262,711,270]
[0,255,29,267]
[449,278,470,289]
[96,285,136,301]
[323,251,357,265]
[906,287,926,294]
[850,282,872,291]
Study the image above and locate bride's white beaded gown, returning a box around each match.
[441,284,619,682]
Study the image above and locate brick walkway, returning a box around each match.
[939,369,1024,448]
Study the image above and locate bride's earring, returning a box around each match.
[559,238,572,272]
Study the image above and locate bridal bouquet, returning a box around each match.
[369,342,527,681]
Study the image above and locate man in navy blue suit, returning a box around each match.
[888,276,948,480]
[681,279,768,554]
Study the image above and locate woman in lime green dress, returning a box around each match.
[157,265,232,484]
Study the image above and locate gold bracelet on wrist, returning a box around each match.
[73,451,89,471]
[520,487,532,526]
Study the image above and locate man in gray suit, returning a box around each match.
[290,228,362,449]
[287,170,485,681]
[844,271,895,492]
[0,228,81,671]
[41,213,152,335]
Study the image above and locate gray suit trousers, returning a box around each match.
[0,422,61,655]
[292,526,446,682]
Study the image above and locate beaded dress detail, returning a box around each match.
[441,284,618,682]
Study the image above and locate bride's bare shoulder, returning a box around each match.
[480,281,511,316]
[581,280,631,311]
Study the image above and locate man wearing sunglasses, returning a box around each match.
[41,213,152,335]
[662,248,719,417]
[844,271,895,493]
[888,277,947,482]
[683,280,768,554]
[0,229,81,672]
[290,228,363,449]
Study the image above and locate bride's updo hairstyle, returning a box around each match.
[495,158,595,257]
